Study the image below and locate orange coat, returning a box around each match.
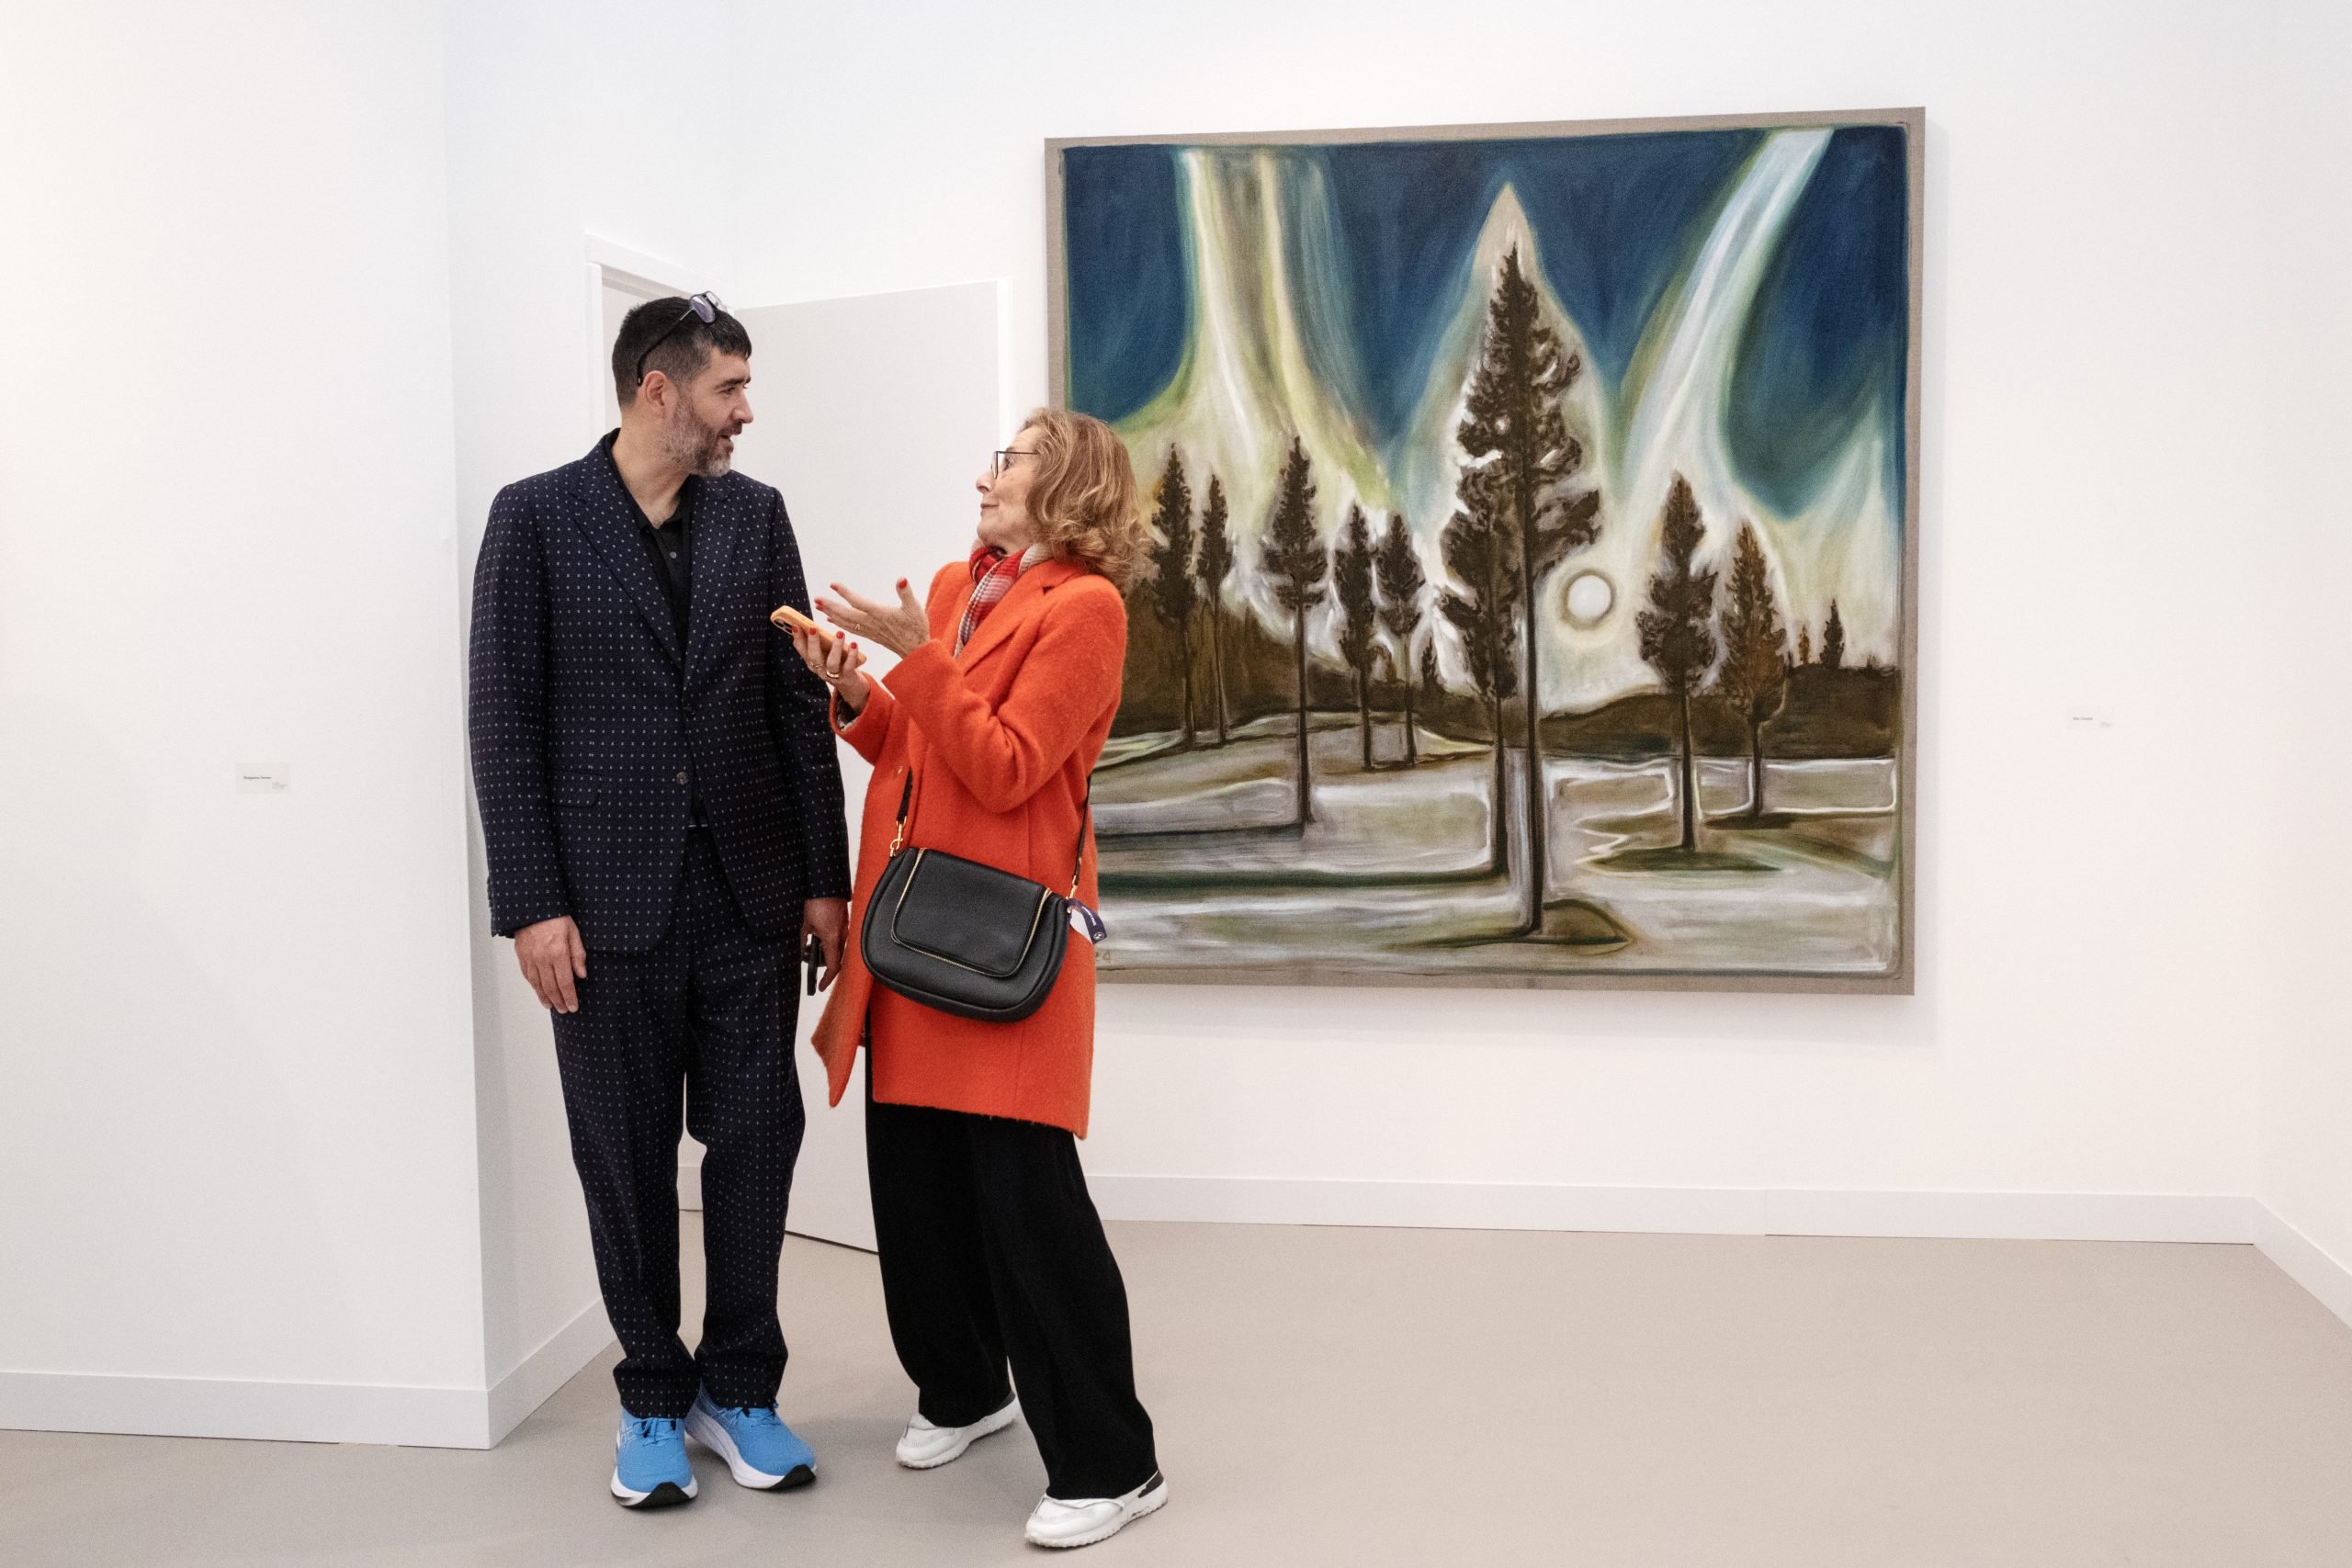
[811,554,1126,1136]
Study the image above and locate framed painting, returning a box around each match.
[1047,108,1921,993]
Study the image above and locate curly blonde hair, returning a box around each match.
[1018,406,1148,588]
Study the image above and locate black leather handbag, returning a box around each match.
[859,772,1091,1023]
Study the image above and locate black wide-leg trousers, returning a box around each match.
[551,830,804,1417]
[865,1085,1158,1501]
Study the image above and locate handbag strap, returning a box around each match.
[1068,781,1093,899]
[889,766,1092,898]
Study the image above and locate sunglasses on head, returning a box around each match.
[633,292,727,384]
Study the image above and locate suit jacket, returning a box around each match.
[811,555,1126,1136]
[468,436,851,952]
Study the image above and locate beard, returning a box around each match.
[661,400,738,479]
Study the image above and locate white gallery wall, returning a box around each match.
[725,0,2352,1269]
[440,0,744,1438]
[0,4,490,1439]
[2250,5,2352,1320]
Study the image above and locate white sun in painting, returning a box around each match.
[1563,570,1614,628]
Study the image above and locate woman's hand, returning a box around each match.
[791,624,871,713]
[816,579,931,659]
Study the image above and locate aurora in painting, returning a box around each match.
[1050,111,1919,990]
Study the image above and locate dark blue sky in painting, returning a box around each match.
[1061,125,1910,512]
[1308,130,1764,435]
[1061,145,1192,425]
[1725,128,1910,514]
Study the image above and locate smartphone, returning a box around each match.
[802,931,824,996]
[770,602,868,665]
[769,603,822,636]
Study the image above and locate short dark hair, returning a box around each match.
[612,296,752,407]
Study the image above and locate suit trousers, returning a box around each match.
[551,830,804,1417]
[865,1085,1158,1500]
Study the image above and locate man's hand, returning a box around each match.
[802,897,848,992]
[514,916,587,1013]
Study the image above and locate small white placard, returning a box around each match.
[236,762,291,794]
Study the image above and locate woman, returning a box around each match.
[787,407,1164,1551]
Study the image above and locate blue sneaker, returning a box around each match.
[684,1390,817,1491]
[611,1415,697,1508]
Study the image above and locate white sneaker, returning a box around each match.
[1023,1471,1169,1550]
[894,1396,1022,1470]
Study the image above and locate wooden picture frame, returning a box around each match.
[1047,108,1923,995]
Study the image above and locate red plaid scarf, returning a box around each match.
[955,543,1049,654]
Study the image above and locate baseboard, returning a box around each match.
[1764,1189,2255,1243]
[0,1302,615,1450]
[0,1368,494,1449]
[483,1298,615,1447]
[1087,1175,2260,1245]
[2256,1207,2352,1332]
[722,1159,2328,1315]
[702,1152,2256,1246]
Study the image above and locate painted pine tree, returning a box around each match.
[1146,447,1198,748]
[1258,437,1326,827]
[1196,474,1234,745]
[1714,521,1790,821]
[1456,246,1603,932]
[1635,475,1719,852]
[1822,599,1846,671]
[1374,512,1428,766]
[1440,462,1518,872]
[1333,504,1379,771]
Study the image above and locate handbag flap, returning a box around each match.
[889,850,1053,980]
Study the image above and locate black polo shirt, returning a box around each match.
[599,434,705,824]
[600,434,695,645]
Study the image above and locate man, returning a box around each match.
[469,294,850,1508]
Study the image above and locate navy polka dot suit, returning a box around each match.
[469,436,851,1416]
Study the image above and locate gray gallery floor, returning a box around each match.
[6,1216,2352,1566]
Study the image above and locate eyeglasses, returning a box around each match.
[632,292,727,385]
[991,448,1036,478]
